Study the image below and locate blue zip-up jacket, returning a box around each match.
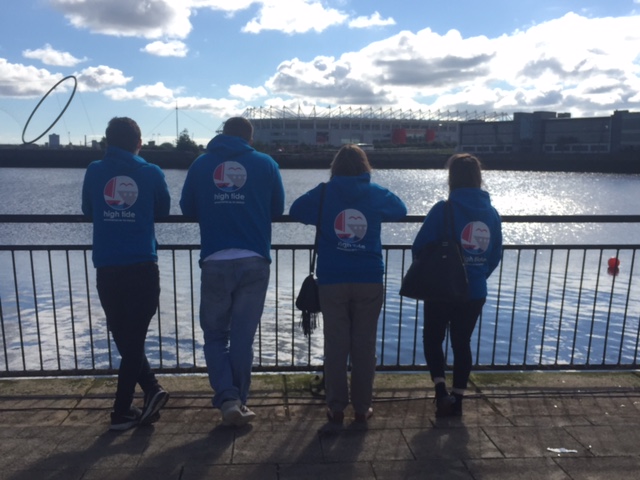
[81,146,171,268]
[290,173,407,285]
[179,134,285,262]
[412,188,502,300]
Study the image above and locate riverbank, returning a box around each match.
[1,147,640,173]
[1,371,639,479]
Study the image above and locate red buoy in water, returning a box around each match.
[608,257,620,269]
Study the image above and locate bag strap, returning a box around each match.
[310,183,327,275]
[444,200,456,241]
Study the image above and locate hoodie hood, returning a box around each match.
[103,145,148,172]
[330,173,371,201]
[206,134,255,160]
[449,187,494,218]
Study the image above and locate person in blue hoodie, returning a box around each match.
[290,144,407,425]
[412,153,502,417]
[180,117,285,427]
[81,117,171,431]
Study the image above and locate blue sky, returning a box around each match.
[1,0,639,146]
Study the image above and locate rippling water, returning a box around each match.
[1,167,639,372]
[2,167,640,245]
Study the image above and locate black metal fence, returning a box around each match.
[1,214,639,377]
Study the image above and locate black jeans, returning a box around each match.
[97,262,160,414]
[423,299,486,390]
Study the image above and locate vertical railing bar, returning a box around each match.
[507,250,522,366]
[189,249,197,367]
[475,309,483,367]
[47,250,61,371]
[555,249,571,365]
[538,249,555,365]
[570,249,587,366]
[382,249,393,365]
[273,247,280,367]
[0,293,7,371]
[602,248,619,364]
[585,250,604,366]
[29,251,44,370]
[83,250,98,370]
[172,249,179,368]
[65,251,78,370]
[490,254,506,366]
[522,249,538,367]
[620,249,637,365]
[11,251,27,371]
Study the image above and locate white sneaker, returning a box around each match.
[221,400,255,426]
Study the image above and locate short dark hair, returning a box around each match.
[222,117,253,142]
[446,153,483,190]
[330,144,372,178]
[105,117,141,153]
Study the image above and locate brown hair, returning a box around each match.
[330,144,372,178]
[105,117,141,153]
[222,117,253,142]
[446,153,483,190]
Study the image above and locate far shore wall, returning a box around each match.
[1,148,639,173]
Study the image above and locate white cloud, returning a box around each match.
[49,0,193,39]
[22,44,87,67]
[103,81,244,118]
[263,13,640,116]
[229,84,268,100]
[142,40,189,57]
[0,59,64,97]
[75,66,132,92]
[49,0,352,38]
[348,12,396,29]
[242,0,348,34]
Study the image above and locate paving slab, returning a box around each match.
[0,372,638,479]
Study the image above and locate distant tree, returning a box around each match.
[176,129,200,153]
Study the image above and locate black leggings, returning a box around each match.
[97,262,160,413]
[423,299,485,390]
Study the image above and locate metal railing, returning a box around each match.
[1,215,639,377]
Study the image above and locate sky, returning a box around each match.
[1,0,639,147]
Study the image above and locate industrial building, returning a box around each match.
[240,106,640,155]
[457,110,640,154]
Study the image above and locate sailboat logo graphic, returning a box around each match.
[461,221,491,254]
[213,161,247,192]
[334,209,367,244]
[103,176,138,210]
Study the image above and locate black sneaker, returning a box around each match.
[140,388,169,425]
[435,394,456,417]
[110,406,142,431]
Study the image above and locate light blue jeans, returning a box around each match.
[200,257,270,408]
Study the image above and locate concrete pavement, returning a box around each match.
[1,371,639,479]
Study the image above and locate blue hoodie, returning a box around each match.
[290,173,407,285]
[180,134,285,262]
[412,188,502,300]
[81,146,171,268]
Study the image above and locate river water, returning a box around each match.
[1,167,639,372]
[2,167,640,245]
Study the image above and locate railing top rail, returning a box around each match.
[2,214,640,223]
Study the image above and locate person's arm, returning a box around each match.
[81,168,93,219]
[179,167,197,217]
[154,168,171,218]
[411,201,444,258]
[271,167,285,218]
[380,189,407,221]
[486,215,503,277]
[289,185,322,225]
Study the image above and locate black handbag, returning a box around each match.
[295,183,326,335]
[400,201,468,302]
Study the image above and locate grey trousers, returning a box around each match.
[319,283,383,415]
